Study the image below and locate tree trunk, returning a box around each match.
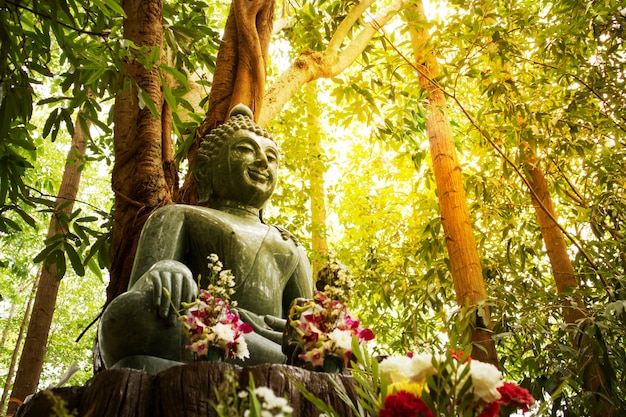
[406,3,498,366]
[305,85,329,278]
[108,0,173,302]
[1,273,39,415]
[7,113,89,415]
[525,157,615,415]
[14,364,358,417]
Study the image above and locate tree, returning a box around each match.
[107,0,410,298]
[404,3,497,365]
[524,153,615,415]
[7,110,90,416]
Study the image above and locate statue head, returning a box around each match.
[194,104,279,209]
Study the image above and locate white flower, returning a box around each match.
[468,360,502,402]
[253,386,275,399]
[328,329,352,351]
[253,387,293,415]
[211,322,235,343]
[234,337,250,359]
[408,353,437,383]
[380,356,414,383]
[380,353,438,384]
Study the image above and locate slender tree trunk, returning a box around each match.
[7,113,89,415]
[305,85,329,278]
[525,156,615,415]
[406,4,498,365]
[1,272,39,415]
[108,0,172,301]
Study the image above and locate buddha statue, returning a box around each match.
[98,104,313,374]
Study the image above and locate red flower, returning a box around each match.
[379,391,434,417]
[450,348,471,363]
[497,382,535,412]
[358,328,375,341]
[477,402,500,417]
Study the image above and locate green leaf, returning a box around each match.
[64,241,85,277]
[137,87,159,118]
[102,0,126,17]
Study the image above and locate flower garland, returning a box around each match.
[179,254,252,360]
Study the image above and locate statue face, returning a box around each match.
[211,129,279,208]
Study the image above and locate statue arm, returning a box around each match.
[282,246,314,316]
[127,206,197,322]
[128,205,189,288]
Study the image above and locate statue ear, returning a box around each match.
[193,155,212,204]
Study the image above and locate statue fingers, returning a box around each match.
[256,327,284,344]
[168,272,183,323]
[264,315,287,332]
[158,272,172,319]
[149,271,163,308]
[181,272,198,302]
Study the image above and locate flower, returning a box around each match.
[179,254,252,360]
[497,382,535,411]
[328,328,352,351]
[379,353,437,384]
[246,385,294,417]
[379,350,535,417]
[379,391,434,417]
[289,290,375,369]
[212,322,236,344]
[468,360,502,403]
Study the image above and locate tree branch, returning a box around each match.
[327,0,375,55]
[5,0,111,37]
[259,0,408,126]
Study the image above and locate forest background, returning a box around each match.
[1,0,625,416]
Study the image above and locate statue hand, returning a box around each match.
[264,315,287,333]
[234,308,284,345]
[138,260,197,323]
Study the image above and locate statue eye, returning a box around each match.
[266,150,278,163]
[235,142,255,153]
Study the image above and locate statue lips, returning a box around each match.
[247,168,270,184]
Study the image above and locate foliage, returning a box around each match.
[1,0,625,415]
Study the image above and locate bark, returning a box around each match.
[15,364,359,417]
[406,3,498,366]
[7,112,90,415]
[108,0,173,301]
[525,157,615,415]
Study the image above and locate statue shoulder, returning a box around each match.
[270,225,301,247]
[149,204,219,220]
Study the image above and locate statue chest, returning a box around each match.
[184,211,298,315]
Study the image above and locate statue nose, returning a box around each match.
[254,150,269,168]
